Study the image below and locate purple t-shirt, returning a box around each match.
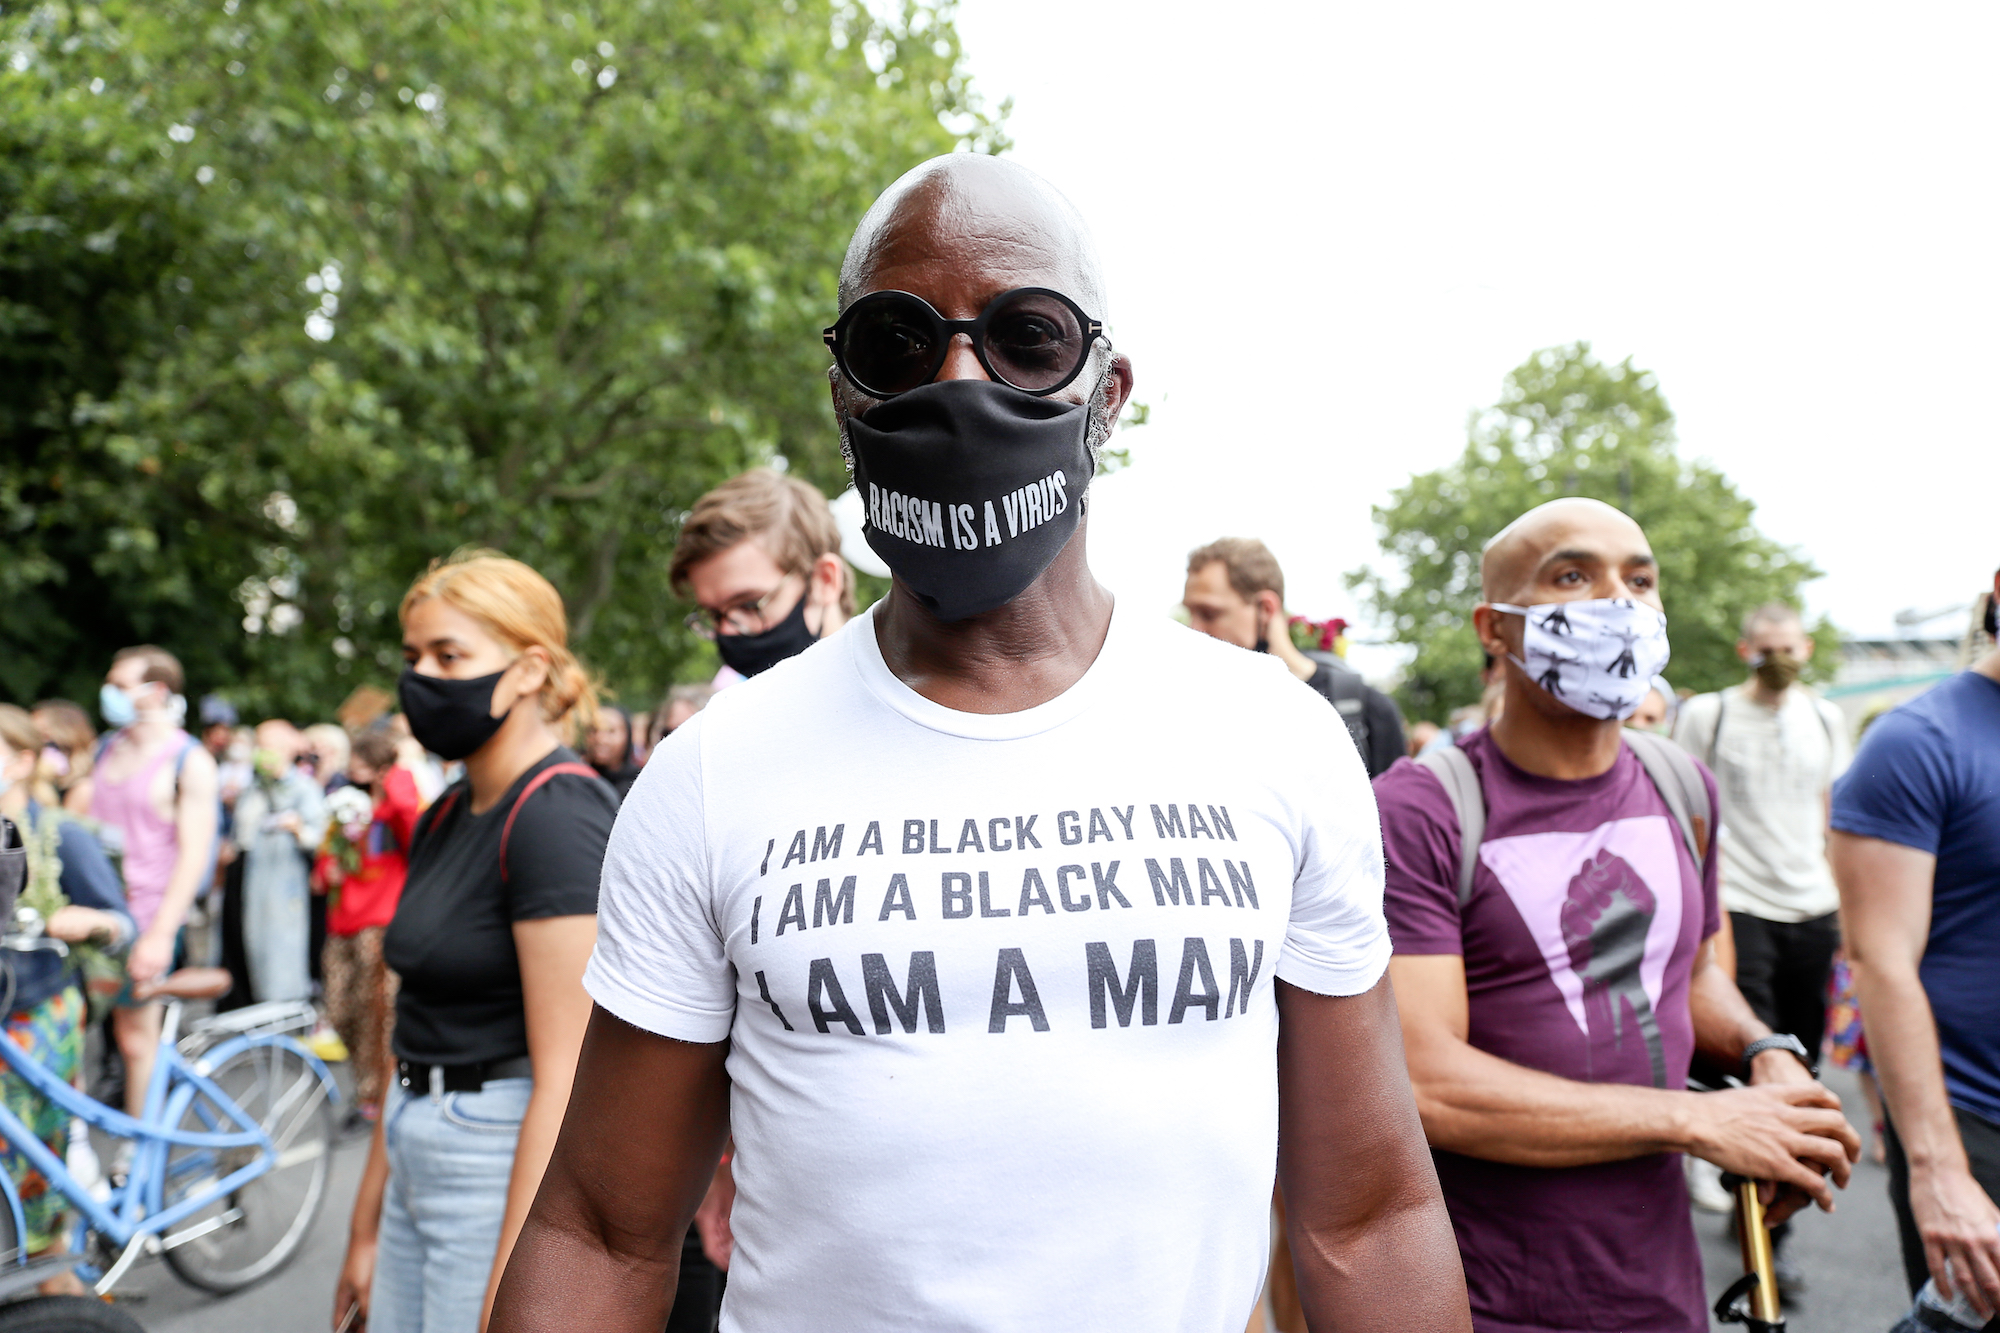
[1375,729,1721,1333]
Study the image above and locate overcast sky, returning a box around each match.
[939,2,1997,675]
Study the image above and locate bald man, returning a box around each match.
[493,156,1469,1332]
[1372,498,1860,1333]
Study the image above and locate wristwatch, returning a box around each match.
[1741,1032,1815,1080]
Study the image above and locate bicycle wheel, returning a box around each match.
[159,1038,335,1294]
[0,1296,146,1332]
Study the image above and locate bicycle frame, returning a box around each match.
[0,999,338,1292]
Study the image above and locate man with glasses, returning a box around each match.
[670,467,854,681]
[493,154,1470,1332]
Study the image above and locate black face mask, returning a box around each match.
[716,592,819,678]
[845,379,1092,623]
[398,667,508,761]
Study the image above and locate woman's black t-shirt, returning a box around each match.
[385,747,618,1066]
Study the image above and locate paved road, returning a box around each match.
[113,1065,367,1333]
[98,1066,1916,1332]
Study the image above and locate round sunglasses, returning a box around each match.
[823,287,1104,400]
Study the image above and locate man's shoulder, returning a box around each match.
[1677,689,1724,725]
[693,624,863,733]
[1372,750,1454,825]
[1144,618,1337,717]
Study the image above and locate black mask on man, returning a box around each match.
[845,379,1091,623]
[716,592,820,678]
[398,667,509,761]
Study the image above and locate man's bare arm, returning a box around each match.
[489,1007,731,1333]
[1835,830,2000,1315]
[1389,954,1854,1207]
[1276,976,1471,1333]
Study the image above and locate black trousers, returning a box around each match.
[1729,910,1841,1058]
[1886,1102,2000,1322]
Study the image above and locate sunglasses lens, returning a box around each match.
[981,290,1087,392]
[840,295,941,398]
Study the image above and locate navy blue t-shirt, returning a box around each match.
[1831,670,2000,1124]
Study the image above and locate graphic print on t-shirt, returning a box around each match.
[1478,814,1683,1086]
[740,803,1276,1039]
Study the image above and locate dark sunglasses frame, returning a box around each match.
[823,286,1105,400]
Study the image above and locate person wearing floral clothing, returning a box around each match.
[313,731,419,1121]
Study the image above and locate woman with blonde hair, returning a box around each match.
[335,551,619,1333]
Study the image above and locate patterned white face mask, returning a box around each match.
[1489,598,1671,721]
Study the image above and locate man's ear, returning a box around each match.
[1798,636,1816,663]
[809,552,845,606]
[1736,639,1754,664]
[1471,605,1511,661]
[1102,352,1136,422]
[1256,590,1285,638]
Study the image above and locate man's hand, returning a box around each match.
[692,1159,736,1271]
[1909,1162,2000,1317]
[127,931,174,986]
[1743,1048,1853,1223]
[1683,1083,1858,1214]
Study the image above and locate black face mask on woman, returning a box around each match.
[716,593,820,678]
[845,379,1092,623]
[398,667,509,761]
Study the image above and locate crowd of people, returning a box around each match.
[1,153,1994,1333]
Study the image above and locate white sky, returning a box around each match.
[945,2,1998,677]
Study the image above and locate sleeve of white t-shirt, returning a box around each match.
[582,711,738,1043]
[1821,696,1854,783]
[1671,691,1722,766]
[1270,688,1392,999]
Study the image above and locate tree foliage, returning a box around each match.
[2,0,1001,717]
[1350,343,1832,723]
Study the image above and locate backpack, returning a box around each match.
[413,762,598,886]
[1305,650,1373,759]
[1415,730,1712,907]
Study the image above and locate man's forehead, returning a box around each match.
[1528,525,1655,571]
[840,156,1103,312]
[1483,498,1652,597]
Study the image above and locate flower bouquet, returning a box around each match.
[321,786,376,908]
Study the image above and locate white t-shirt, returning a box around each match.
[1672,684,1852,922]
[585,601,1390,1333]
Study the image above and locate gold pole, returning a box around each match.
[1734,1178,1784,1326]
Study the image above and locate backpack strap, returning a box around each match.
[1415,746,1485,908]
[412,785,464,850]
[498,763,600,886]
[1621,730,1711,870]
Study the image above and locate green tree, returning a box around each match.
[2,0,1001,718]
[1350,343,1832,724]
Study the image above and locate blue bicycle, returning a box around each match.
[0,928,340,1330]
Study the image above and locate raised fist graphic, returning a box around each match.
[1560,849,1667,1087]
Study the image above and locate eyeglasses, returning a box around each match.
[684,575,798,641]
[823,287,1104,400]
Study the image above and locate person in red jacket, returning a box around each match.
[314,728,420,1124]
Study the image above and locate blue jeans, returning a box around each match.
[370,1076,531,1333]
